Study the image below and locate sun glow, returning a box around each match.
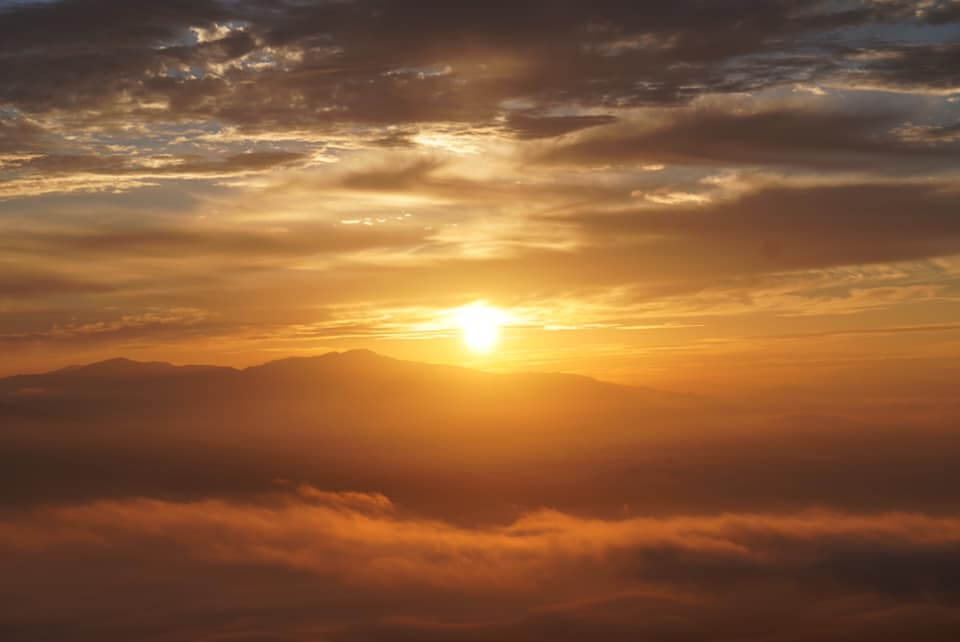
[456,302,505,353]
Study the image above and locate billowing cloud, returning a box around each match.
[2,488,960,642]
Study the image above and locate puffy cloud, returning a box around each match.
[2,489,960,641]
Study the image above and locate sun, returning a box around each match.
[456,302,505,354]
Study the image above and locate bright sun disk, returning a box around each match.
[456,303,505,353]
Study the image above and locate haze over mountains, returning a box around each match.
[2,349,956,518]
[2,351,960,641]
[2,351,708,516]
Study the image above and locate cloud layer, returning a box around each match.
[4,489,960,642]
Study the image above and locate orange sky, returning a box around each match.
[2,0,960,395]
[3,3,960,639]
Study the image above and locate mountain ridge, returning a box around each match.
[1,349,685,399]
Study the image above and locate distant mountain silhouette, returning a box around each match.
[53,357,229,378]
[0,349,689,410]
[9,349,657,386]
[0,350,712,516]
[2,350,958,524]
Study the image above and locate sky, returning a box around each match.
[3,3,960,640]
[3,0,960,394]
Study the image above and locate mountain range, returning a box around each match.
[2,350,957,523]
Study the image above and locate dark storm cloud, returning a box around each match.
[0,0,228,113]
[844,42,960,93]
[546,182,960,277]
[164,29,259,64]
[910,0,960,24]
[505,113,619,139]
[539,107,960,170]
[0,0,225,51]
[0,0,929,134]
[251,0,876,70]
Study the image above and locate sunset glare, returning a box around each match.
[457,302,504,353]
[3,1,960,641]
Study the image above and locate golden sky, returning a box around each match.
[3,3,960,640]
[3,0,960,396]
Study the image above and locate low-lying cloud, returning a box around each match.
[3,488,959,642]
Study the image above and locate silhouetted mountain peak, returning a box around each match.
[242,350,415,383]
[50,358,234,380]
[255,349,393,368]
[1,351,699,409]
[59,357,176,375]
[340,348,390,362]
